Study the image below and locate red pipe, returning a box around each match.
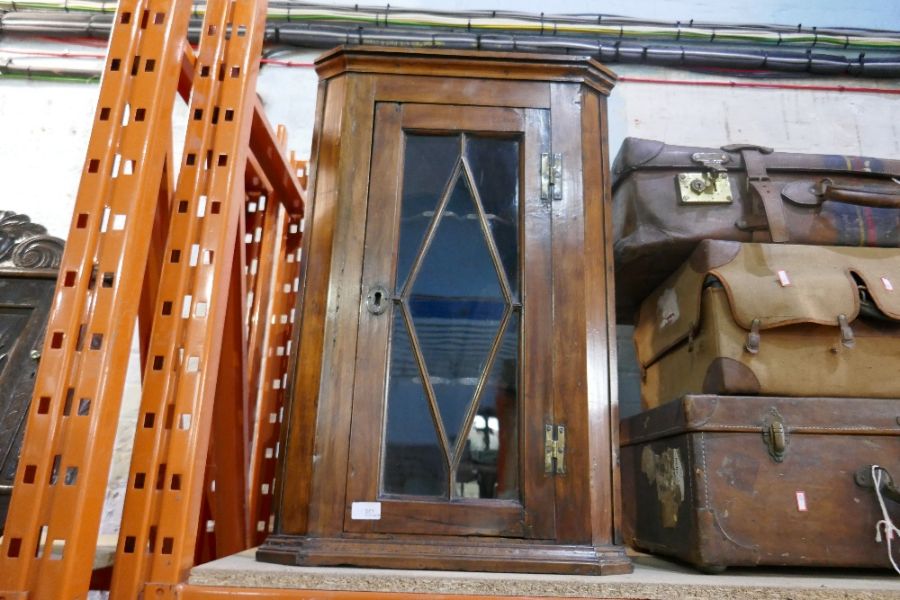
[617,75,900,96]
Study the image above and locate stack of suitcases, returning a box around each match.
[612,138,900,572]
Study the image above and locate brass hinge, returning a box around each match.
[544,423,566,474]
[540,152,563,201]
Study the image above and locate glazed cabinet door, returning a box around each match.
[344,102,555,539]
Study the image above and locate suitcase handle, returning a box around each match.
[854,465,900,504]
[782,178,900,210]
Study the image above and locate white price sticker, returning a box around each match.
[777,270,792,287]
[795,491,808,512]
[351,501,382,520]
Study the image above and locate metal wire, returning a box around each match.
[2,10,900,77]
[2,0,900,48]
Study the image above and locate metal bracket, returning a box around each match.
[544,423,566,474]
[690,151,730,172]
[541,152,563,202]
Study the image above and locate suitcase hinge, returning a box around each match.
[544,423,566,474]
[761,410,788,463]
[541,153,563,202]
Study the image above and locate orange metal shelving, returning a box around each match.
[0,1,307,598]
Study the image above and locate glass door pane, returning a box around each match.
[383,133,521,501]
[345,102,552,539]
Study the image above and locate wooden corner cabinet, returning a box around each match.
[258,46,630,575]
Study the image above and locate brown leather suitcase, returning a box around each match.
[612,138,900,322]
[620,394,900,571]
[634,240,900,409]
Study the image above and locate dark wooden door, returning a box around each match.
[345,102,555,539]
[0,271,56,531]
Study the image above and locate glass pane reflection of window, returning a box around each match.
[383,309,448,497]
[409,173,505,449]
[455,310,520,500]
[397,134,461,291]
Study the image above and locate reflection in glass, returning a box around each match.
[455,309,520,499]
[397,135,461,290]
[466,137,520,298]
[382,309,448,497]
[409,173,505,449]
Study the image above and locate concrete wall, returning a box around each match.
[1,1,899,535]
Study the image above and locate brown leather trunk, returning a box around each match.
[620,394,900,571]
[612,138,900,322]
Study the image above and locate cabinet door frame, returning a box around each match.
[343,101,555,539]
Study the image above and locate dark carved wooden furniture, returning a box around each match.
[0,211,64,531]
[258,46,630,574]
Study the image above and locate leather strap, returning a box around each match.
[733,145,790,243]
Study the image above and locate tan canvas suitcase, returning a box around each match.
[635,240,900,409]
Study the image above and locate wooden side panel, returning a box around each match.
[580,89,616,545]
[520,107,556,540]
[305,73,377,536]
[549,82,592,543]
[343,102,402,529]
[275,79,329,536]
[596,91,622,545]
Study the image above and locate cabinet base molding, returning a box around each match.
[257,534,632,575]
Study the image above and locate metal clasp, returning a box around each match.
[762,410,788,462]
[691,151,730,173]
[744,318,761,354]
[838,314,855,349]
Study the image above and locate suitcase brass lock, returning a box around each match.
[677,172,733,205]
[761,411,788,462]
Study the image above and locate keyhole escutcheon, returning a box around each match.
[366,285,389,315]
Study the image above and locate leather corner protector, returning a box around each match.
[702,357,762,396]
[689,240,742,273]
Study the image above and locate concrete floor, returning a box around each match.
[189,548,900,599]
